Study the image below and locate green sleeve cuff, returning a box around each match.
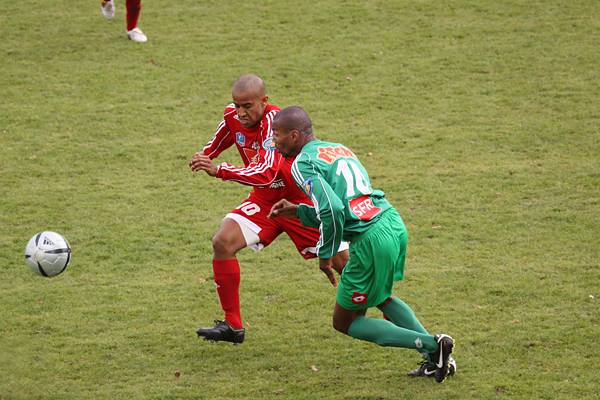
[297,204,320,228]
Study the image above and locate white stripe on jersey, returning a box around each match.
[292,153,339,258]
[291,156,306,187]
[315,173,339,258]
[220,148,275,177]
[202,107,238,156]
[218,109,279,183]
[203,120,230,158]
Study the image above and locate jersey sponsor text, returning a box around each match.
[317,146,356,164]
[349,195,381,221]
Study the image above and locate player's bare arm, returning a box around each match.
[268,199,298,218]
[189,153,218,176]
[319,257,337,287]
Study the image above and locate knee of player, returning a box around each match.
[211,233,237,256]
[332,317,349,334]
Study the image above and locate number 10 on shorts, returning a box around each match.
[237,202,260,216]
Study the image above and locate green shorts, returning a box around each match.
[336,208,408,310]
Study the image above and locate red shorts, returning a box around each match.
[226,192,321,259]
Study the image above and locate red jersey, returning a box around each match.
[202,104,308,203]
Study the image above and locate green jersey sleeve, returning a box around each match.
[296,204,320,228]
[292,154,345,259]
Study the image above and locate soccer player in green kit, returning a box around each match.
[268,106,456,383]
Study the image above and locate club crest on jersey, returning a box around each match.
[302,178,313,196]
[242,148,260,163]
[351,292,368,305]
[262,137,275,151]
[235,132,246,146]
[317,146,356,163]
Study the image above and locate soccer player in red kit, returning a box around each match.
[189,75,349,344]
[101,0,147,43]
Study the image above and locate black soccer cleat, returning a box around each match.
[408,355,456,378]
[431,334,454,383]
[196,320,245,344]
[407,360,437,378]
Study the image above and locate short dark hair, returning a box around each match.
[232,74,266,97]
[273,106,313,135]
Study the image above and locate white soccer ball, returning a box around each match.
[25,231,72,277]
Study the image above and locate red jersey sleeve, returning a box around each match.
[201,107,236,159]
[215,108,281,187]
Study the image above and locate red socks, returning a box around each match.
[212,258,243,329]
[125,0,142,31]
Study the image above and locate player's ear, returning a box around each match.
[261,95,269,105]
[290,129,300,141]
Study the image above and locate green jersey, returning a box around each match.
[291,139,392,259]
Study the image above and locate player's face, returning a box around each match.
[272,124,299,158]
[232,90,268,128]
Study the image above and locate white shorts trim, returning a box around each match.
[300,241,349,257]
[224,213,264,251]
[301,246,318,256]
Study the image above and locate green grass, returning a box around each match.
[1,0,599,399]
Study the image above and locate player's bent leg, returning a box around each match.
[212,217,248,259]
[198,255,245,341]
[339,301,439,352]
[332,303,366,334]
[198,205,279,344]
[197,218,249,343]
[377,296,429,334]
[377,296,432,361]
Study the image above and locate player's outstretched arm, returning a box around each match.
[217,149,281,186]
[202,110,235,159]
[319,257,337,287]
[292,156,345,259]
[268,199,298,218]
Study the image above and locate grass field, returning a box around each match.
[1,0,599,399]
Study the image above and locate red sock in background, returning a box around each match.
[125,0,142,31]
[212,258,243,329]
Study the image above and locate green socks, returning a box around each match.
[381,296,434,359]
[347,315,437,352]
[381,297,429,334]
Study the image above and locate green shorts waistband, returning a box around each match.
[349,208,398,244]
